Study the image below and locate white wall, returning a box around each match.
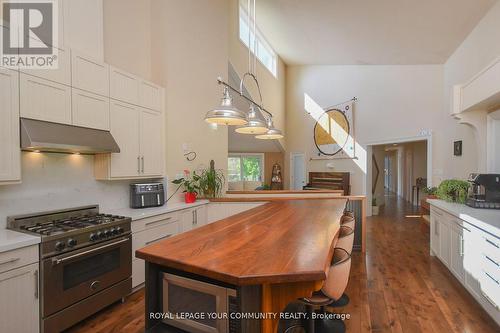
[285,65,447,194]
[103,0,153,81]
[0,153,136,228]
[150,0,229,203]
[444,1,500,173]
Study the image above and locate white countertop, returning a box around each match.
[109,200,210,221]
[427,199,500,238]
[0,229,41,253]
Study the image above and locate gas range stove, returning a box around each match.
[7,205,131,258]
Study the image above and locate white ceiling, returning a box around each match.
[256,0,497,65]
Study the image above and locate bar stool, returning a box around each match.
[340,215,355,231]
[299,248,352,333]
[328,226,354,308]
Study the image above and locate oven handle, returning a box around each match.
[51,237,130,266]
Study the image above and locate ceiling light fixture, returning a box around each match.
[255,118,284,140]
[235,104,268,134]
[205,0,284,140]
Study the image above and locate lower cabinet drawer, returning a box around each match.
[131,212,179,234]
[0,245,38,274]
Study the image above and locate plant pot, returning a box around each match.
[185,192,197,203]
[372,206,379,215]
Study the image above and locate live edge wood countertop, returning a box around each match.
[135,199,346,286]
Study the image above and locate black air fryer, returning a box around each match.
[130,183,165,208]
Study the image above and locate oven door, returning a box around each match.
[162,273,233,333]
[41,235,132,317]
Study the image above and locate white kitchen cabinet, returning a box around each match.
[63,0,104,60]
[139,80,162,112]
[180,205,208,232]
[110,66,140,105]
[438,217,451,267]
[449,223,466,282]
[430,209,440,257]
[20,48,71,85]
[20,73,72,124]
[71,51,109,96]
[95,101,165,179]
[71,88,110,130]
[0,68,21,184]
[140,109,164,177]
[430,204,500,325]
[0,262,39,333]
[132,217,180,288]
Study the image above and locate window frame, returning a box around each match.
[238,1,278,78]
[228,153,265,183]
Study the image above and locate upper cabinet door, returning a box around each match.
[0,68,21,184]
[63,0,104,60]
[20,48,71,85]
[72,88,110,130]
[140,109,164,177]
[71,51,109,96]
[109,100,140,178]
[110,66,140,105]
[20,73,72,124]
[139,80,162,112]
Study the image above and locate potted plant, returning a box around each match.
[172,170,200,203]
[436,179,469,204]
[372,197,379,215]
[423,186,438,199]
[198,160,225,198]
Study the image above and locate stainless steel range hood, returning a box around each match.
[20,118,120,154]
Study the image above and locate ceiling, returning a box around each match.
[256,0,497,65]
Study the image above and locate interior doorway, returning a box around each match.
[290,153,306,190]
[367,135,432,215]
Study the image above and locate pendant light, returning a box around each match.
[206,0,284,140]
[235,104,268,134]
[255,118,284,140]
[205,86,248,126]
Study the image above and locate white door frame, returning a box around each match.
[290,152,306,190]
[365,134,433,215]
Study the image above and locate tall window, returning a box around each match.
[239,0,277,77]
[228,153,264,182]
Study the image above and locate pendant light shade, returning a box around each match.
[255,119,284,140]
[205,87,248,126]
[235,105,268,134]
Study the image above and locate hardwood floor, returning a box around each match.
[68,195,499,333]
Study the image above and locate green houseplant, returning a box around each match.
[198,160,225,198]
[436,179,469,204]
[172,170,201,203]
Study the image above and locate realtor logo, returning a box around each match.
[1,0,58,69]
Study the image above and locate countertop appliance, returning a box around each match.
[130,182,165,208]
[466,173,500,209]
[7,205,132,333]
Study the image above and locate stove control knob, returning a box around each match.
[111,228,119,235]
[104,230,112,238]
[116,227,124,234]
[89,233,98,241]
[97,231,105,239]
[55,241,66,251]
[67,239,77,247]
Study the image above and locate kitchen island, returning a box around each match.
[135,198,347,333]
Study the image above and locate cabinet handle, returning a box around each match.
[34,269,39,299]
[484,271,499,285]
[137,156,140,174]
[484,255,499,267]
[0,257,20,266]
[192,210,197,225]
[146,234,172,245]
[484,237,499,249]
[434,221,439,236]
[141,156,144,173]
[481,291,499,310]
[460,235,464,257]
[145,217,172,228]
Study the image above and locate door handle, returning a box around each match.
[141,156,144,173]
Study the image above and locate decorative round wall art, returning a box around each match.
[313,109,350,156]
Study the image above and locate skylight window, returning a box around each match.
[239,1,277,78]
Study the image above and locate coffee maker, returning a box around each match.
[466,173,500,209]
